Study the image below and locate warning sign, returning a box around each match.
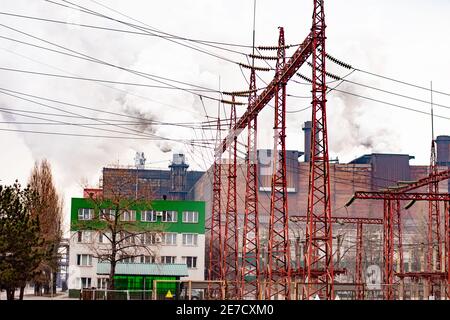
[165,290,173,299]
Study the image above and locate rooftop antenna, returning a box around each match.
[431,81,434,142]
[252,0,257,68]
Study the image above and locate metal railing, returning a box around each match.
[80,289,153,300]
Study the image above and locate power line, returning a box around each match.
[45,0,246,65]
[323,51,450,97]
[0,127,212,146]
[0,43,224,118]
[355,68,450,98]
[331,88,450,121]
[0,11,252,53]
[0,23,240,105]
[0,65,220,93]
[0,88,215,146]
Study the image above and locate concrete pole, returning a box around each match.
[188,281,192,300]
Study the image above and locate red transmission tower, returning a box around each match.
[208,112,222,297]
[265,27,291,300]
[355,222,364,300]
[349,191,450,299]
[392,200,405,298]
[382,199,396,300]
[445,201,450,298]
[304,0,334,300]
[222,96,239,298]
[428,140,442,275]
[240,68,261,299]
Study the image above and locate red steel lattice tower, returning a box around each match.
[355,222,364,300]
[240,68,261,299]
[392,200,404,298]
[265,27,291,300]
[383,199,395,300]
[428,140,442,274]
[223,96,239,298]
[304,0,334,300]
[427,83,442,297]
[445,201,450,298]
[208,112,222,297]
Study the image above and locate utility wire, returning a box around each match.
[45,0,246,65]
[0,11,251,54]
[0,23,239,104]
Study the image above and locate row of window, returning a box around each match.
[76,254,198,268]
[78,209,199,223]
[76,231,198,246]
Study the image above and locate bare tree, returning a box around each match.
[77,169,164,290]
[28,159,63,296]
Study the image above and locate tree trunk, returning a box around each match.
[52,271,57,295]
[34,283,41,296]
[108,260,116,291]
[6,288,15,300]
[44,284,50,295]
[19,286,25,300]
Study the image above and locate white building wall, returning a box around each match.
[68,232,205,290]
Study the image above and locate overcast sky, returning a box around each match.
[1,0,450,231]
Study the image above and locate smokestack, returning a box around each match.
[169,153,189,200]
[436,136,450,166]
[436,135,450,192]
[302,121,312,162]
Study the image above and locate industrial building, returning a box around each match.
[102,153,204,201]
[189,122,450,297]
[67,196,206,298]
[191,122,449,222]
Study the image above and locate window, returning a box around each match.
[120,210,136,221]
[121,231,135,244]
[183,256,197,269]
[162,233,177,245]
[182,233,198,246]
[119,256,135,263]
[81,277,92,289]
[99,232,110,243]
[161,256,176,264]
[78,208,93,220]
[182,211,198,223]
[141,210,157,222]
[97,278,108,289]
[77,254,93,266]
[141,233,158,245]
[162,210,178,222]
[76,231,92,243]
[100,209,116,221]
[139,255,156,264]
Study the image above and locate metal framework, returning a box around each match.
[240,68,261,299]
[304,0,334,300]
[291,215,382,300]
[208,113,222,297]
[392,200,405,298]
[383,199,395,300]
[222,96,239,298]
[350,191,450,299]
[290,216,382,225]
[355,222,364,300]
[445,201,450,298]
[219,39,315,154]
[353,191,450,202]
[387,169,450,193]
[428,141,442,277]
[265,27,291,300]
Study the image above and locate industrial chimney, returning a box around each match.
[436,135,450,192]
[169,153,189,200]
[302,121,312,162]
